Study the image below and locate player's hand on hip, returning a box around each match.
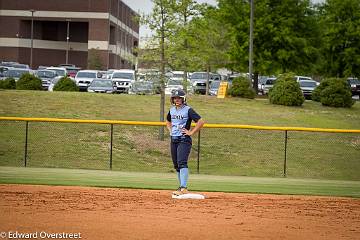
[181,128,192,136]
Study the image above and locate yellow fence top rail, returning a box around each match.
[1,116,360,133]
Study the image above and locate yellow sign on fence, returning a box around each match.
[217,82,228,98]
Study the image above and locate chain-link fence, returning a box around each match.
[0,118,359,181]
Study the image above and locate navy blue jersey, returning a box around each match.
[166,105,201,136]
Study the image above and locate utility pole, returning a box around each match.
[30,9,35,69]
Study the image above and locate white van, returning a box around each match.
[111,69,135,93]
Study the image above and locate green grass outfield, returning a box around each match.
[1,166,359,198]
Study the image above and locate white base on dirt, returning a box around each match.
[172,193,205,199]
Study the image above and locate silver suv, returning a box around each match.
[75,70,101,91]
[299,80,318,99]
[190,72,214,94]
[111,70,135,93]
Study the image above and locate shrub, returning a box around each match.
[0,78,16,89]
[269,73,304,106]
[16,73,42,90]
[312,80,330,102]
[313,78,354,108]
[228,76,256,99]
[53,77,79,91]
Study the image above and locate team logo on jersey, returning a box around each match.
[172,115,185,120]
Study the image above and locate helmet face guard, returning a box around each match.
[170,89,186,105]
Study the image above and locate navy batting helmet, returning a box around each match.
[170,89,186,104]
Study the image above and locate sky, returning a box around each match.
[122,0,325,44]
[122,0,217,42]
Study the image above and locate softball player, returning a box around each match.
[166,89,205,196]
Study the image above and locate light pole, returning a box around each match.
[249,0,254,83]
[30,9,35,69]
[66,19,71,64]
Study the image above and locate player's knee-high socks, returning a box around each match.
[177,171,181,185]
[180,168,189,188]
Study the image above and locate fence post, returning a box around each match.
[109,124,113,170]
[24,121,29,167]
[283,130,288,177]
[197,130,201,174]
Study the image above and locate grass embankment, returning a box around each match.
[1,90,359,128]
[0,90,359,181]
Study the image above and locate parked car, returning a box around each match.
[168,71,189,81]
[98,71,108,79]
[75,70,101,91]
[105,69,117,79]
[211,73,221,81]
[11,63,30,69]
[46,67,68,78]
[0,61,29,69]
[146,74,166,94]
[37,66,50,70]
[111,69,135,93]
[4,68,31,81]
[263,78,277,95]
[294,76,313,82]
[347,78,360,96]
[258,76,273,95]
[58,64,76,68]
[190,72,211,94]
[65,66,81,78]
[165,79,184,95]
[129,81,154,95]
[35,69,59,90]
[0,61,18,68]
[209,81,221,96]
[0,66,11,79]
[299,80,318,99]
[87,79,116,93]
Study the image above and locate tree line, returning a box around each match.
[140,0,359,138]
[141,0,360,79]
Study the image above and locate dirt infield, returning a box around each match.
[0,184,359,240]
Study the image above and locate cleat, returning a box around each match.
[172,187,188,196]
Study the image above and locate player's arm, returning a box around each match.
[182,107,205,136]
[186,118,204,136]
[166,111,172,133]
[166,120,172,132]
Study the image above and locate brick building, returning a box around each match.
[0,0,139,69]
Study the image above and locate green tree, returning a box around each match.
[218,0,321,85]
[166,0,203,91]
[319,0,360,78]
[87,48,103,70]
[141,0,177,140]
[184,5,231,94]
